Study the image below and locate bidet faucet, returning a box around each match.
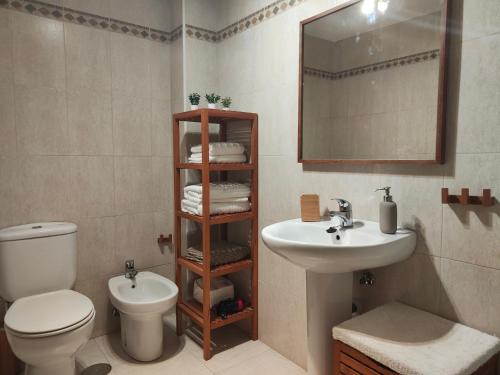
[125,260,138,279]
[328,198,353,228]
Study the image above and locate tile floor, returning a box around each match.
[76,313,306,375]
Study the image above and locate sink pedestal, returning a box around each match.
[306,271,353,375]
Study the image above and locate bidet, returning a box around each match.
[108,271,178,361]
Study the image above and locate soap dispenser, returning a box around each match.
[376,187,397,234]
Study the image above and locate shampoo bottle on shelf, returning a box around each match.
[376,186,397,234]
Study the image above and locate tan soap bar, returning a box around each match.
[301,194,320,222]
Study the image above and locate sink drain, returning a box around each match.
[81,363,112,375]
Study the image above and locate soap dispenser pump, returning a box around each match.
[375,186,397,234]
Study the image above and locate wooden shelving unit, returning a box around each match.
[173,108,258,360]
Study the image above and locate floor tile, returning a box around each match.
[215,350,307,375]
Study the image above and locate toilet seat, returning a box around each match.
[5,289,95,338]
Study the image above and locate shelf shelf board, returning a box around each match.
[178,300,255,330]
[173,108,257,123]
[178,257,253,277]
[177,210,254,225]
[176,163,255,171]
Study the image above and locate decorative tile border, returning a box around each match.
[304,49,441,81]
[0,0,175,43]
[0,0,308,44]
[185,24,219,43]
[217,0,307,42]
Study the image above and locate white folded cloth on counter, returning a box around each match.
[191,142,245,156]
[181,199,251,216]
[188,153,247,163]
[184,182,251,200]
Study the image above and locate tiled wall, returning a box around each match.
[0,0,177,337]
[302,13,440,160]
[201,0,500,370]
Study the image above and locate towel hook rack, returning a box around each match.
[157,234,172,245]
[441,188,494,206]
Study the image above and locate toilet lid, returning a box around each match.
[5,290,94,335]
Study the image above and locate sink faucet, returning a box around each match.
[125,260,138,279]
[329,198,353,229]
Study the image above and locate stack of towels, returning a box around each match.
[181,182,251,216]
[185,241,250,266]
[188,142,246,163]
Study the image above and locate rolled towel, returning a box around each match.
[181,199,251,216]
[191,142,245,156]
[188,153,247,163]
[184,182,250,200]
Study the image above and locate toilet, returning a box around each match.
[0,222,95,375]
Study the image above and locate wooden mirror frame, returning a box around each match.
[298,0,450,165]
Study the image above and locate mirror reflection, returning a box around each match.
[300,0,446,162]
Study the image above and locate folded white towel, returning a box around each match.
[191,142,245,156]
[185,194,249,205]
[184,182,251,200]
[188,154,247,163]
[181,199,251,216]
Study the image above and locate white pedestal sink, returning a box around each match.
[262,219,416,375]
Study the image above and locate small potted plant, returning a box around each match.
[188,93,201,110]
[221,97,232,111]
[205,93,221,109]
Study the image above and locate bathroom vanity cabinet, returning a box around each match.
[333,340,499,375]
[172,109,258,360]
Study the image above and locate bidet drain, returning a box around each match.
[81,363,112,375]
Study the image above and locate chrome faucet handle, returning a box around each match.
[331,198,352,212]
[125,259,138,279]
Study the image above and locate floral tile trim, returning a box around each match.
[217,0,306,42]
[0,0,309,44]
[304,49,441,80]
[0,0,174,43]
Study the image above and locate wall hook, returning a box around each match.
[441,188,494,206]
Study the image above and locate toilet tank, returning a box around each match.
[0,222,78,302]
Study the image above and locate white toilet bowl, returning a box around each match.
[4,289,95,375]
[108,272,178,361]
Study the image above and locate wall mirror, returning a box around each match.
[299,0,449,164]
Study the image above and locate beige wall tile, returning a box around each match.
[67,89,113,155]
[0,158,22,228]
[108,0,147,25]
[462,0,500,41]
[0,69,17,157]
[359,253,442,315]
[76,216,118,283]
[0,10,12,69]
[16,156,81,221]
[114,157,153,215]
[80,156,115,217]
[150,43,172,102]
[440,259,500,337]
[114,212,168,269]
[145,0,172,31]
[442,154,500,268]
[112,95,152,156]
[151,98,173,157]
[63,0,110,17]
[456,34,500,153]
[15,86,68,155]
[152,157,173,212]
[64,23,111,93]
[109,32,151,98]
[258,283,307,370]
[11,11,65,90]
